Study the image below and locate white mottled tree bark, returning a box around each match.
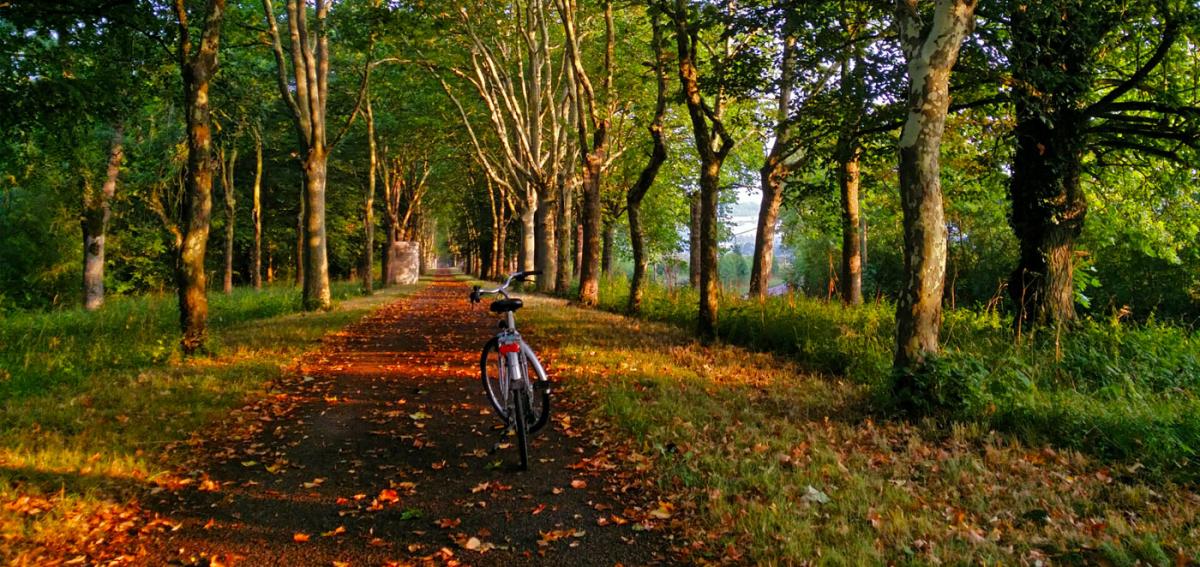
[892,0,977,371]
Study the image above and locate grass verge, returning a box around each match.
[521,293,1200,565]
[594,277,1200,481]
[0,279,424,561]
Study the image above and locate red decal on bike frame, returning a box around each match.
[499,342,521,354]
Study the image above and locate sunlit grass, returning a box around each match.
[0,279,424,560]
[594,276,1200,480]
[522,293,1200,564]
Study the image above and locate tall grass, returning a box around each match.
[0,282,362,400]
[596,276,1200,478]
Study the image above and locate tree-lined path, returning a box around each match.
[142,272,681,566]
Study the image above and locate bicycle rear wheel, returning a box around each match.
[481,338,551,432]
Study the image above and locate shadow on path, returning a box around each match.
[142,271,680,566]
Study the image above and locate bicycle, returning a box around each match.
[469,271,551,471]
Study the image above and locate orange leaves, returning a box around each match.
[469,481,512,494]
[570,479,588,489]
[5,496,52,516]
[647,501,674,520]
[377,488,400,503]
[537,528,586,547]
[320,525,347,537]
[301,477,326,489]
[292,532,310,542]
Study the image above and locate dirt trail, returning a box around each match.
[143,271,681,566]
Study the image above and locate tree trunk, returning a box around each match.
[262,0,364,311]
[220,146,237,294]
[698,163,720,338]
[578,158,603,306]
[520,192,536,272]
[749,161,783,299]
[688,191,701,288]
[573,222,582,279]
[748,31,797,300]
[252,129,263,290]
[1008,102,1086,330]
[669,0,734,338]
[555,176,573,293]
[627,13,669,314]
[628,201,646,311]
[600,220,614,277]
[175,0,226,355]
[839,142,863,305]
[495,211,507,278]
[302,150,331,309]
[81,125,124,311]
[295,186,304,287]
[363,96,377,294]
[534,191,557,292]
[891,0,976,372]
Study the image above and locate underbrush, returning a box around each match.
[0,280,420,561]
[596,277,1200,479]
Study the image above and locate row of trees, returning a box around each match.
[3,0,1198,379]
[435,0,1199,374]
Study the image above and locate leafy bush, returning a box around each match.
[889,353,990,417]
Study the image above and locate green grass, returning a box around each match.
[0,279,424,560]
[520,292,1200,565]
[594,276,1200,481]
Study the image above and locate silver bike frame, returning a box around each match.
[477,275,549,397]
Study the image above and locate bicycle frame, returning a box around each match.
[471,271,551,470]
[475,273,548,395]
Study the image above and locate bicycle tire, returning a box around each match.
[514,388,530,470]
[481,338,551,432]
[480,337,509,420]
[521,346,552,434]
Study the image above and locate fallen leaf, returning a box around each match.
[293,532,311,542]
[321,525,346,537]
[801,485,831,505]
[570,479,587,489]
[648,501,674,519]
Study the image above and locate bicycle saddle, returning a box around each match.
[489,298,523,313]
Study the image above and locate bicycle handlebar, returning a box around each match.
[469,270,542,303]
